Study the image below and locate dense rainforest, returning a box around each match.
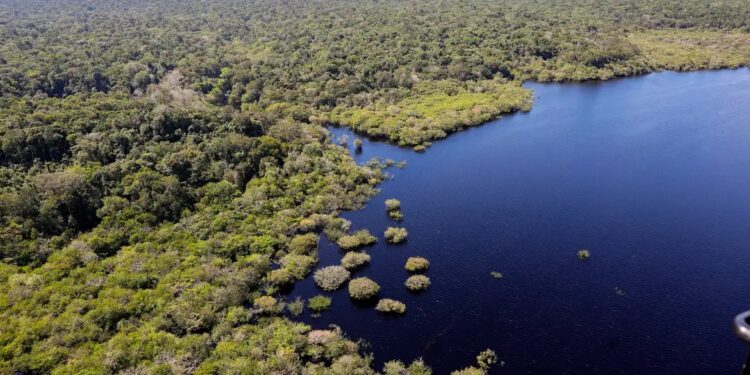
[0,0,748,373]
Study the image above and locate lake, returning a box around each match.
[292,69,750,374]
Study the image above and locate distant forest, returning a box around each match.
[0,1,748,373]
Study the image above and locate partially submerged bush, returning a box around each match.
[337,229,377,250]
[308,295,332,312]
[577,249,591,260]
[253,296,280,314]
[348,277,380,300]
[384,227,408,244]
[477,349,498,369]
[341,251,371,270]
[375,298,406,314]
[405,275,431,291]
[354,138,363,151]
[287,297,304,317]
[314,265,351,291]
[405,257,430,272]
[451,367,485,375]
[383,359,431,375]
[385,199,401,211]
[385,199,403,221]
[388,210,404,221]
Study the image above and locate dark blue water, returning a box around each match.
[293,69,750,374]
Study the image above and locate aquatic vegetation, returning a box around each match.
[348,277,381,300]
[405,275,431,291]
[354,138,363,151]
[375,299,407,314]
[451,367,486,375]
[385,199,401,211]
[385,199,404,221]
[490,271,503,279]
[341,251,371,270]
[389,210,404,221]
[414,145,427,152]
[337,229,378,251]
[253,296,280,314]
[287,297,305,317]
[476,349,498,370]
[384,360,433,375]
[308,295,332,313]
[405,257,430,272]
[314,266,351,291]
[384,227,409,244]
[577,249,592,260]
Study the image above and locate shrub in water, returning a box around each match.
[577,249,591,260]
[385,199,404,221]
[337,229,377,250]
[314,265,350,291]
[341,251,371,270]
[348,277,380,300]
[404,256,430,272]
[477,349,498,369]
[308,295,332,312]
[287,297,304,317]
[490,271,503,279]
[405,275,431,291]
[375,298,406,314]
[385,199,401,211]
[384,227,408,244]
[383,359,431,375]
[388,210,404,221]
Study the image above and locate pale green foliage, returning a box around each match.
[375,299,407,314]
[287,297,305,317]
[405,257,430,272]
[451,367,486,375]
[577,249,591,260]
[280,254,317,279]
[337,229,378,250]
[385,199,401,211]
[405,275,431,291]
[308,295,332,312]
[384,227,408,244]
[348,277,381,300]
[476,349,498,369]
[253,296,280,314]
[314,266,351,291]
[341,251,371,270]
